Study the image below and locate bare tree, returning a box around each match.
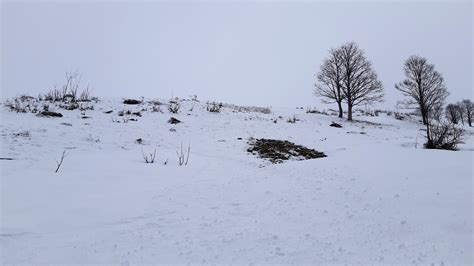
[339,42,384,120]
[461,99,473,126]
[456,102,465,125]
[445,103,461,124]
[314,48,345,118]
[395,55,449,125]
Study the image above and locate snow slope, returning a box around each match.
[1,98,472,264]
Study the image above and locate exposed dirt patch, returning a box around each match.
[330,122,342,128]
[247,138,326,164]
[123,99,141,105]
[37,111,63,117]
[168,117,181,124]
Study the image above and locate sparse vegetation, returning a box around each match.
[176,143,190,166]
[224,103,271,114]
[44,72,95,103]
[151,104,162,113]
[425,121,464,150]
[207,102,223,113]
[287,115,298,123]
[168,101,181,113]
[142,148,156,164]
[4,72,97,115]
[247,138,326,164]
[13,130,31,138]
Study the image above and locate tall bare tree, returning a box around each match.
[315,48,345,118]
[339,42,384,120]
[461,99,473,127]
[395,55,449,125]
[445,103,460,124]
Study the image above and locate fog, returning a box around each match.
[2,1,472,108]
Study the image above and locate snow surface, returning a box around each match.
[1,98,473,264]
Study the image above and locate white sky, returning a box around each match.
[1,1,472,109]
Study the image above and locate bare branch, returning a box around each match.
[55,150,67,173]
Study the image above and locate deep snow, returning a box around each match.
[1,98,472,264]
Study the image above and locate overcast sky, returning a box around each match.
[1,1,472,108]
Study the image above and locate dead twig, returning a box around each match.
[55,150,67,173]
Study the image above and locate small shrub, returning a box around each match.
[287,115,298,123]
[207,102,222,113]
[118,110,132,117]
[151,105,161,113]
[142,148,156,164]
[394,112,405,120]
[168,101,181,113]
[425,122,464,150]
[14,130,31,138]
[78,87,92,102]
[176,143,190,166]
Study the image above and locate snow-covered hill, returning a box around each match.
[1,98,472,264]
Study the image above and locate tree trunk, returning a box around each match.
[421,109,428,125]
[337,101,343,118]
[425,122,432,148]
[347,103,353,121]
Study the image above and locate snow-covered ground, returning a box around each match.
[1,98,472,264]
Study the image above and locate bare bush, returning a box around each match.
[43,71,94,103]
[176,143,190,166]
[151,104,162,113]
[425,121,464,150]
[394,112,405,120]
[142,148,156,164]
[207,102,223,113]
[78,86,93,102]
[5,99,27,113]
[168,101,181,113]
[14,130,31,138]
[287,115,298,123]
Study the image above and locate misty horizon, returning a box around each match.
[2,1,472,108]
